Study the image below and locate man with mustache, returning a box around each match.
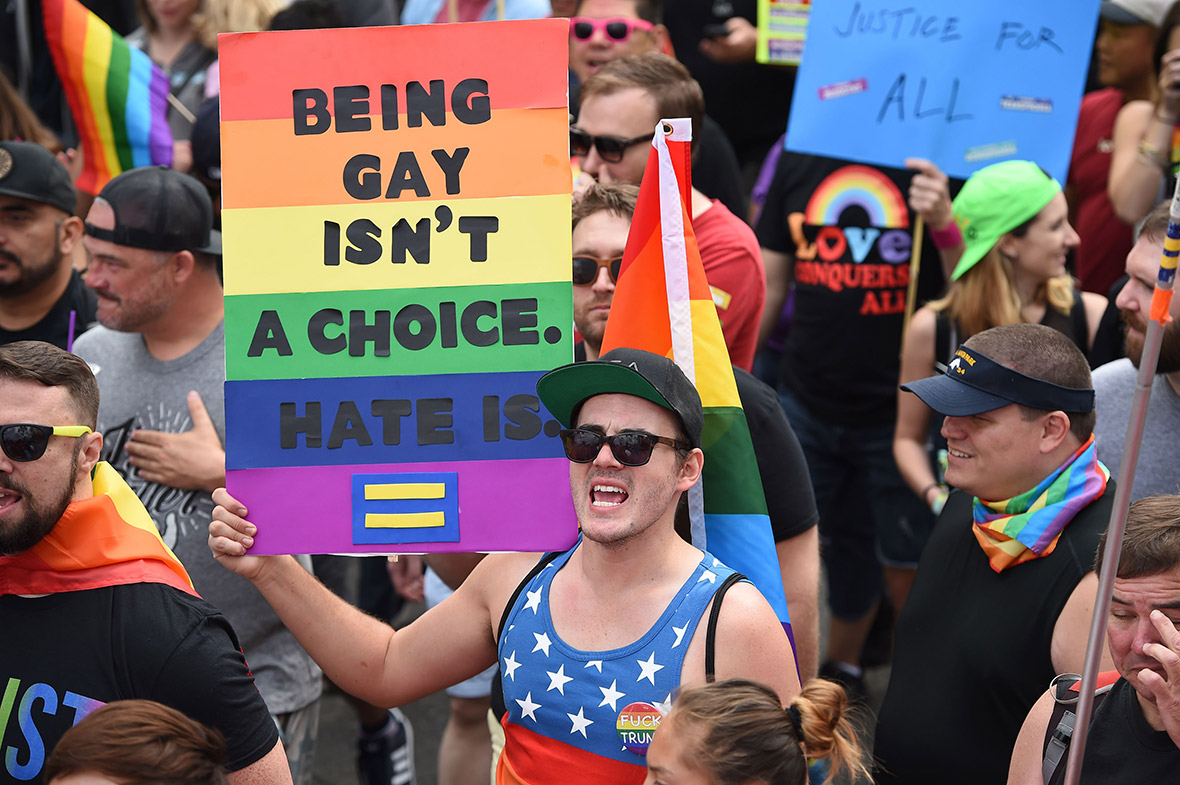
[0,141,95,349]
[1008,495,1180,783]
[71,166,323,785]
[1093,199,1180,500]
[0,340,290,784]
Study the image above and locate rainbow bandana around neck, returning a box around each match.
[0,462,195,596]
[971,437,1109,573]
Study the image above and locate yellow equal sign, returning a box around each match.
[364,483,447,528]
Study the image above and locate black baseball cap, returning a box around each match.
[901,345,1095,416]
[85,165,221,255]
[0,140,77,215]
[537,347,704,448]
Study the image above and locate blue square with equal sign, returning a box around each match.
[351,472,460,545]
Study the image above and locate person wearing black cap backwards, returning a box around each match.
[72,165,323,784]
[209,347,800,785]
[0,140,95,349]
[873,323,1116,785]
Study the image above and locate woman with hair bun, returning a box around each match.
[644,678,870,785]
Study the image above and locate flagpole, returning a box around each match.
[902,215,924,345]
[1062,177,1180,785]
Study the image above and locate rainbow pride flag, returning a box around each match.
[42,0,173,194]
[599,118,793,647]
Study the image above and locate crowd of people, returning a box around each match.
[3,0,1180,784]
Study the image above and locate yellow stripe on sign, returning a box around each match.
[221,194,572,295]
[365,512,447,528]
[365,483,446,501]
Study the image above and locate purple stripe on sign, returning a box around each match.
[227,457,578,555]
[147,64,173,166]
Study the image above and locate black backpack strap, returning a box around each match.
[490,551,562,726]
[496,551,561,643]
[1041,674,1115,785]
[705,572,746,683]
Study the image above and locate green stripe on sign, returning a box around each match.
[700,406,769,517]
[225,281,573,381]
[106,39,133,171]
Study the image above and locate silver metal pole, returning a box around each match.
[1062,177,1180,785]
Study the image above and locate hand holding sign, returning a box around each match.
[904,158,952,230]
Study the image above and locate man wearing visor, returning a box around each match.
[873,323,1116,785]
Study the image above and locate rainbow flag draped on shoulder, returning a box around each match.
[42,0,173,194]
[599,117,793,647]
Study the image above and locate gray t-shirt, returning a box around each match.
[73,323,322,714]
[1093,358,1180,501]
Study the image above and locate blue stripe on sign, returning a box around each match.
[352,472,460,545]
[224,370,565,469]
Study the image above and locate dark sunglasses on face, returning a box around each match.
[570,127,649,163]
[573,255,622,285]
[570,16,654,42]
[0,424,93,462]
[559,428,690,467]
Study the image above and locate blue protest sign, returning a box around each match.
[785,1,1100,182]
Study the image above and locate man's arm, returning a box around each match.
[758,247,794,349]
[209,489,527,707]
[711,582,802,702]
[1051,572,1113,675]
[1007,688,1056,785]
[227,741,292,785]
[776,528,819,681]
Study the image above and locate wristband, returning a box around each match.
[928,222,962,250]
[1137,141,1168,171]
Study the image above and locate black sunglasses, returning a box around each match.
[559,428,690,467]
[0,424,93,462]
[570,127,649,163]
[573,255,622,285]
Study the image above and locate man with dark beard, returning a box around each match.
[0,340,291,785]
[1093,200,1180,500]
[0,141,95,349]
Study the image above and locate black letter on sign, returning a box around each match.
[308,309,347,354]
[248,310,293,357]
[292,89,330,135]
[323,221,340,266]
[458,216,498,262]
[439,302,458,348]
[877,74,906,124]
[460,301,498,347]
[334,85,371,132]
[327,400,373,449]
[417,398,455,445]
[501,298,539,346]
[432,148,470,195]
[385,152,431,199]
[393,304,438,351]
[280,401,322,448]
[345,219,382,265]
[391,218,430,264]
[372,399,412,445]
[381,84,399,131]
[343,154,382,200]
[452,79,491,124]
[406,80,446,128]
[349,310,392,357]
[504,394,542,440]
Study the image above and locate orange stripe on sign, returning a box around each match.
[218,20,569,122]
[221,107,570,209]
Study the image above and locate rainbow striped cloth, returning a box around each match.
[599,117,793,646]
[42,0,173,194]
[0,462,194,597]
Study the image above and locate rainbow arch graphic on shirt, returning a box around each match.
[804,165,909,229]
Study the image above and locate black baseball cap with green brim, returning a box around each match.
[900,345,1094,416]
[537,347,703,449]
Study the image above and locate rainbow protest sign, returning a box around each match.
[219,21,578,554]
